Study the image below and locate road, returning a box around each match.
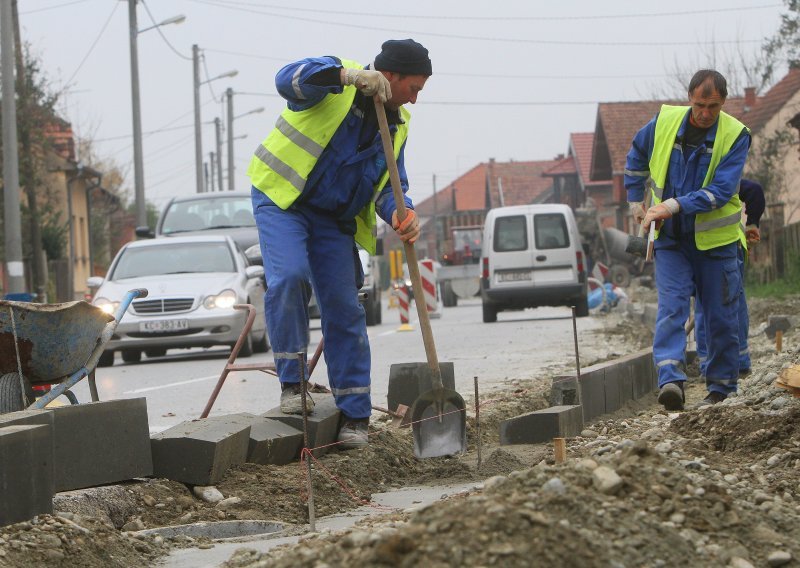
[67,297,602,433]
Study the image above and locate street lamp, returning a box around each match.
[225,87,263,190]
[193,45,237,193]
[127,0,185,230]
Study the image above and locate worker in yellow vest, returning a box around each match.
[247,40,430,448]
[625,70,750,410]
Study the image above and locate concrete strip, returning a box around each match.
[499,405,583,445]
[151,415,251,486]
[159,482,478,568]
[387,362,456,412]
[52,398,152,492]
[262,394,340,457]
[0,424,54,527]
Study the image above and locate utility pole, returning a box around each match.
[214,117,223,192]
[209,152,216,192]
[1,0,25,294]
[203,161,209,193]
[127,0,146,228]
[193,44,203,193]
[12,0,43,298]
[226,88,234,190]
[432,174,438,259]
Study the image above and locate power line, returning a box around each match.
[20,0,90,15]
[205,48,285,62]
[191,0,780,22]
[92,123,194,143]
[201,51,221,103]
[189,0,767,46]
[140,0,192,61]
[61,2,119,92]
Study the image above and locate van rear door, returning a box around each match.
[532,212,576,285]
[490,213,536,288]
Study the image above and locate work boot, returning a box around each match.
[695,391,727,408]
[337,417,369,450]
[280,383,314,415]
[657,381,685,411]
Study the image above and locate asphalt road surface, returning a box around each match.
[67,297,601,433]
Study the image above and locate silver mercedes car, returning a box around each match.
[88,235,268,366]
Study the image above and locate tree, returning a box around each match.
[764,0,800,84]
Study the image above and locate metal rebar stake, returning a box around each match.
[474,376,481,470]
[572,306,582,405]
[298,351,316,532]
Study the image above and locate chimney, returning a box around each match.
[744,87,756,110]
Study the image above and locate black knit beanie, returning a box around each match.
[374,39,432,76]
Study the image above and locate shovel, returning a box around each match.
[373,95,467,459]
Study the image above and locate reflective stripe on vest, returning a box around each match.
[247,58,410,254]
[648,105,748,251]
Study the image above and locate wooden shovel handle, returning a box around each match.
[373,96,443,390]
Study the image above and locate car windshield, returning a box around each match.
[112,242,235,280]
[161,196,255,234]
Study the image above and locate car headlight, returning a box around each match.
[204,289,237,310]
[94,297,119,315]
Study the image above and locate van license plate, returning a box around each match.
[498,271,532,282]
[140,319,189,332]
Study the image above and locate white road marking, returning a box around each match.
[123,374,221,394]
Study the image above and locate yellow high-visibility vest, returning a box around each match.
[648,104,749,250]
[247,58,410,254]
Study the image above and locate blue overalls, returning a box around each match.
[625,111,750,395]
[252,56,413,419]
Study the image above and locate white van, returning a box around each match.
[480,204,588,323]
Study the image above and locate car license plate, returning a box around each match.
[498,271,532,282]
[139,319,189,332]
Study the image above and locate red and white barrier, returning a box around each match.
[419,259,441,318]
[394,284,412,331]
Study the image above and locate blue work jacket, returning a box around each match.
[624,110,750,242]
[274,56,413,225]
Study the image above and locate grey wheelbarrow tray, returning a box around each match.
[0,288,147,411]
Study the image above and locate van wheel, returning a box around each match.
[575,297,590,318]
[482,300,498,323]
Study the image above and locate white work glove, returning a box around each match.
[642,198,680,230]
[629,201,646,225]
[342,69,392,103]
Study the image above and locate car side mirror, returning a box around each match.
[87,276,104,289]
[374,238,384,256]
[244,244,263,266]
[245,265,265,279]
[135,226,154,239]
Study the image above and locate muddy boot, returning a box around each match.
[657,381,685,411]
[280,383,314,415]
[695,390,727,408]
[337,418,369,450]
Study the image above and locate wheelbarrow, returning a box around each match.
[0,288,147,413]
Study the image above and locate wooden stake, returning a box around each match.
[553,437,566,464]
[298,352,316,533]
[474,376,481,470]
[777,330,783,353]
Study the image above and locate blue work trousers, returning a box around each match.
[654,239,741,395]
[695,247,750,376]
[251,188,371,419]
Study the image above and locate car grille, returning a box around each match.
[132,298,194,314]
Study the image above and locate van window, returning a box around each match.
[494,216,527,252]
[534,213,570,250]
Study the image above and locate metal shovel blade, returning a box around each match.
[411,387,467,459]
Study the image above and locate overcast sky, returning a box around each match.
[18,0,787,212]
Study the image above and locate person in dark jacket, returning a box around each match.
[247,39,431,449]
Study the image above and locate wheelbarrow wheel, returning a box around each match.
[0,372,34,413]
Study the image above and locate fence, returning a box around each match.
[747,202,800,284]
